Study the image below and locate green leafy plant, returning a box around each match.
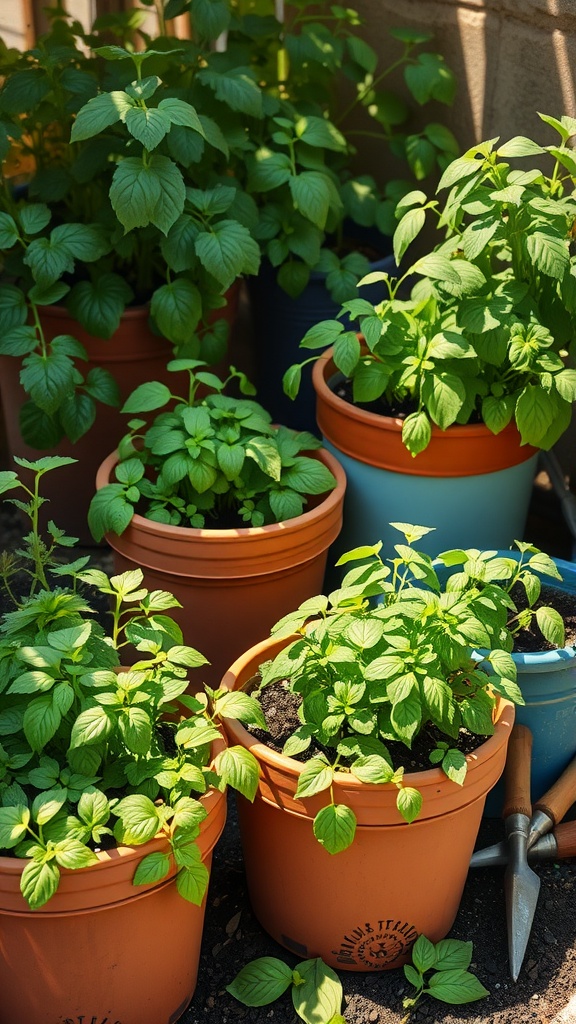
[227,955,346,1024]
[402,935,489,1018]
[251,523,564,853]
[87,360,337,541]
[227,3,458,300]
[284,113,576,454]
[0,456,264,909]
[0,2,261,448]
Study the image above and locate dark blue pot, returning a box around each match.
[248,247,396,433]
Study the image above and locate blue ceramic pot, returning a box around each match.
[483,554,576,814]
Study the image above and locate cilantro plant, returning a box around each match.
[228,4,458,300]
[402,935,489,1017]
[255,523,564,853]
[0,2,261,449]
[87,360,337,541]
[284,113,576,455]
[0,457,264,909]
[227,955,345,1024]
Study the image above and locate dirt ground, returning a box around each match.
[0,470,575,1024]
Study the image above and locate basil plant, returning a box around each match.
[88,360,337,541]
[0,2,262,449]
[255,523,564,853]
[284,113,576,455]
[0,457,264,909]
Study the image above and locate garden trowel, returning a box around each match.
[501,724,540,983]
[470,819,576,867]
[470,750,576,867]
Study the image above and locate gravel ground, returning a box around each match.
[0,467,575,1024]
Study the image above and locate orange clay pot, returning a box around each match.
[0,288,240,545]
[312,348,539,558]
[220,635,515,972]
[0,740,227,1024]
[95,448,346,688]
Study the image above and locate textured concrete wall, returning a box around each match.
[353,0,576,151]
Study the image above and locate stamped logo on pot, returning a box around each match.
[332,919,419,969]
[62,1017,122,1023]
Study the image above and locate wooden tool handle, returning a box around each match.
[554,820,576,859]
[503,723,533,819]
[533,754,576,827]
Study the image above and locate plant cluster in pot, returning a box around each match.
[219,524,566,972]
[223,2,458,430]
[0,455,268,1024]
[0,1,263,537]
[438,546,576,814]
[284,113,576,559]
[88,360,346,687]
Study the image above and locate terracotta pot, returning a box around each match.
[220,635,515,972]
[95,447,346,688]
[312,348,539,559]
[0,739,227,1024]
[0,286,241,545]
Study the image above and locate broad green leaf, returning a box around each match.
[300,320,343,351]
[197,66,263,118]
[396,786,423,823]
[71,91,135,142]
[497,136,546,158]
[160,215,199,273]
[351,755,394,784]
[113,794,162,845]
[213,691,266,728]
[428,968,489,1004]
[402,410,432,456]
[295,757,333,799]
[175,859,209,903]
[194,220,260,289]
[122,380,171,413]
[151,279,202,344]
[226,957,293,1007]
[281,457,336,496]
[214,746,260,801]
[110,155,185,234]
[66,274,133,338]
[87,484,135,542]
[0,212,19,248]
[393,207,426,264]
[189,0,231,39]
[442,748,467,785]
[526,230,569,280]
[70,705,113,747]
[24,237,75,288]
[124,106,172,150]
[132,849,171,886]
[292,958,344,1024]
[20,858,60,909]
[0,805,30,848]
[289,172,331,230]
[312,803,356,854]
[54,839,99,870]
[23,696,61,751]
[295,115,347,152]
[412,934,437,972]
[158,97,203,133]
[435,939,473,971]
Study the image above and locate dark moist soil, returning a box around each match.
[2,482,576,1024]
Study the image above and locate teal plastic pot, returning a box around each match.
[484,554,576,813]
[313,350,539,561]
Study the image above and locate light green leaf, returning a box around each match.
[113,794,162,845]
[412,934,437,973]
[292,958,344,1024]
[133,849,171,886]
[176,859,209,904]
[20,858,60,909]
[428,968,489,1004]
[214,746,260,801]
[295,757,333,800]
[396,786,423,823]
[312,803,356,854]
[226,957,293,1007]
[71,91,135,142]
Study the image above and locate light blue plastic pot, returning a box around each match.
[483,554,576,814]
[313,350,539,563]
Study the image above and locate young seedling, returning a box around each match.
[402,935,489,1020]
[227,955,346,1024]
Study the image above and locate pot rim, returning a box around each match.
[96,445,347,542]
[220,634,514,791]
